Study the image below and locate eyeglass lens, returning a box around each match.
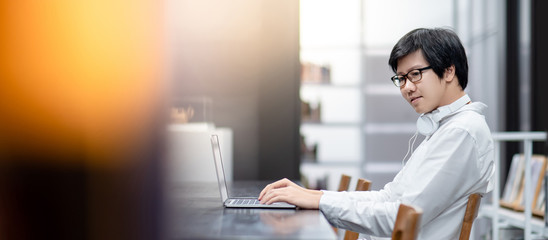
[392,69,423,87]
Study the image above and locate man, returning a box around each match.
[259,28,494,239]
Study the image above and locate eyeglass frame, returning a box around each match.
[390,66,433,87]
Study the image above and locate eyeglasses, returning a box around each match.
[390,66,432,87]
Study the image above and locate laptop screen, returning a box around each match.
[211,134,230,203]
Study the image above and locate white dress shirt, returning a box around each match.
[319,101,495,240]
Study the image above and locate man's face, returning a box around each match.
[396,50,446,114]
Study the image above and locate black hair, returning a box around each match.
[388,28,468,90]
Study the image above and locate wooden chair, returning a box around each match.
[458,193,482,240]
[391,204,422,240]
[343,178,372,240]
[338,174,352,191]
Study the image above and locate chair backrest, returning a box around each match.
[355,178,372,193]
[338,174,352,191]
[343,178,372,240]
[458,193,482,240]
[391,204,422,240]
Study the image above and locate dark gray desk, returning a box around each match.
[165,181,337,240]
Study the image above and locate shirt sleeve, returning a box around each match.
[318,170,406,237]
[319,190,400,237]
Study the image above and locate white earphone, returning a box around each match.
[416,94,471,136]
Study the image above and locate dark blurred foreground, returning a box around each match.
[0,1,168,239]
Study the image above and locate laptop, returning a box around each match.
[210,134,296,209]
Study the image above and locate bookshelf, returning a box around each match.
[480,132,547,240]
[298,0,363,190]
[479,205,547,238]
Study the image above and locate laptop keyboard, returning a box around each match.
[230,198,261,205]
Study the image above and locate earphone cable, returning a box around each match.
[402,130,418,166]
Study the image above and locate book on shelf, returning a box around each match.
[300,100,321,123]
[500,153,547,217]
[545,174,548,226]
[501,154,525,209]
[300,61,331,84]
[533,172,546,217]
[300,134,318,163]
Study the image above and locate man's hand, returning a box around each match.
[258,178,323,209]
